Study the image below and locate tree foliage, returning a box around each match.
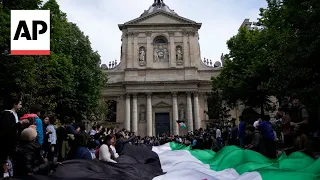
[206,91,230,120]
[212,0,320,112]
[0,0,107,120]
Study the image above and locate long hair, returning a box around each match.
[110,134,116,146]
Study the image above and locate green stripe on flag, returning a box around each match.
[169,142,320,180]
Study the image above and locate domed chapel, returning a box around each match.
[101,0,224,136]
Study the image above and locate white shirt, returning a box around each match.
[99,144,117,163]
[253,120,260,129]
[216,129,221,138]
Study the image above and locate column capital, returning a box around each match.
[186,91,192,96]
[146,31,152,37]
[171,92,178,97]
[193,91,199,96]
[132,92,138,98]
[125,93,131,98]
[182,30,189,36]
[146,92,152,97]
[127,32,134,37]
[168,31,175,37]
[133,32,139,37]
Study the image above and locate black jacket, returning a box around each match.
[14,140,52,176]
[0,110,19,160]
[115,135,136,155]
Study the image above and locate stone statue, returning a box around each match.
[139,48,145,62]
[153,48,158,62]
[154,45,168,62]
[179,105,185,120]
[176,47,183,61]
[140,106,146,122]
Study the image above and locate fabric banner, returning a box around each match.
[11,143,320,180]
[152,142,320,180]
[12,144,163,180]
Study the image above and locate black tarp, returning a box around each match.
[11,144,164,180]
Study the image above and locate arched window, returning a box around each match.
[153,36,168,44]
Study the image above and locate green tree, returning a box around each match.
[260,0,320,107]
[42,0,107,120]
[212,27,272,115]
[0,0,107,120]
[206,91,230,120]
[0,0,41,111]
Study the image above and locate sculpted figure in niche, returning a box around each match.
[139,47,146,62]
[139,105,146,122]
[176,47,183,61]
[179,105,185,120]
[154,45,169,62]
[153,48,159,62]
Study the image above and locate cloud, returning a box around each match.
[54,0,267,64]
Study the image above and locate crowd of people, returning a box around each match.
[0,96,317,178]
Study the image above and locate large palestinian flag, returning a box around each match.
[13,143,320,180]
[152,142,320,180]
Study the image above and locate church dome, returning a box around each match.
[141,0,177,17]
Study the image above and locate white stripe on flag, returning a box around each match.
[152,144,262,180]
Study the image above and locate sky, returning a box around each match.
[54,0,267,65]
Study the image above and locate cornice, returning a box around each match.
[123,11,196,25]
[120,23,202,30]
[122,80,211,85]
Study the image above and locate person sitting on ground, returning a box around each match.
[14,128,58,177]
[245,125,266,156]
[99,135,118,163]
[67,131,92,160]
[281,125,311,156]
[115,133,136,155]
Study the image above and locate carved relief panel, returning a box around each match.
[153,36,169,63]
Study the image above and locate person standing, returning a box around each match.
[238,116,246,148]
[0,97,22,178]
[30,106,44,146]
[258,115,276,158]
[44,116,57,162]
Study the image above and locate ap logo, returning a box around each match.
[11,10,50,55]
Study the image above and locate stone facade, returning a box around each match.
[101,1,222,136]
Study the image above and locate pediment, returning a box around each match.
[124,11,196,25]
[153,101,172,108]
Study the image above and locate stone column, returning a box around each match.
[127,32,133,68]
[172,92,179,135]
[146,92,153,136]
[204,93,209,120]
[188,30,196,67]
[133,32,139,68]
[146,31,152,68]
[182,30,190,67]
[125,93,131,131]
[169,31,176,68]
[193,92,201,130]
[121,32,127,66]
[132,93,138,133]
[186,92,194,132]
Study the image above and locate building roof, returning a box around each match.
[140,0,177,17]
